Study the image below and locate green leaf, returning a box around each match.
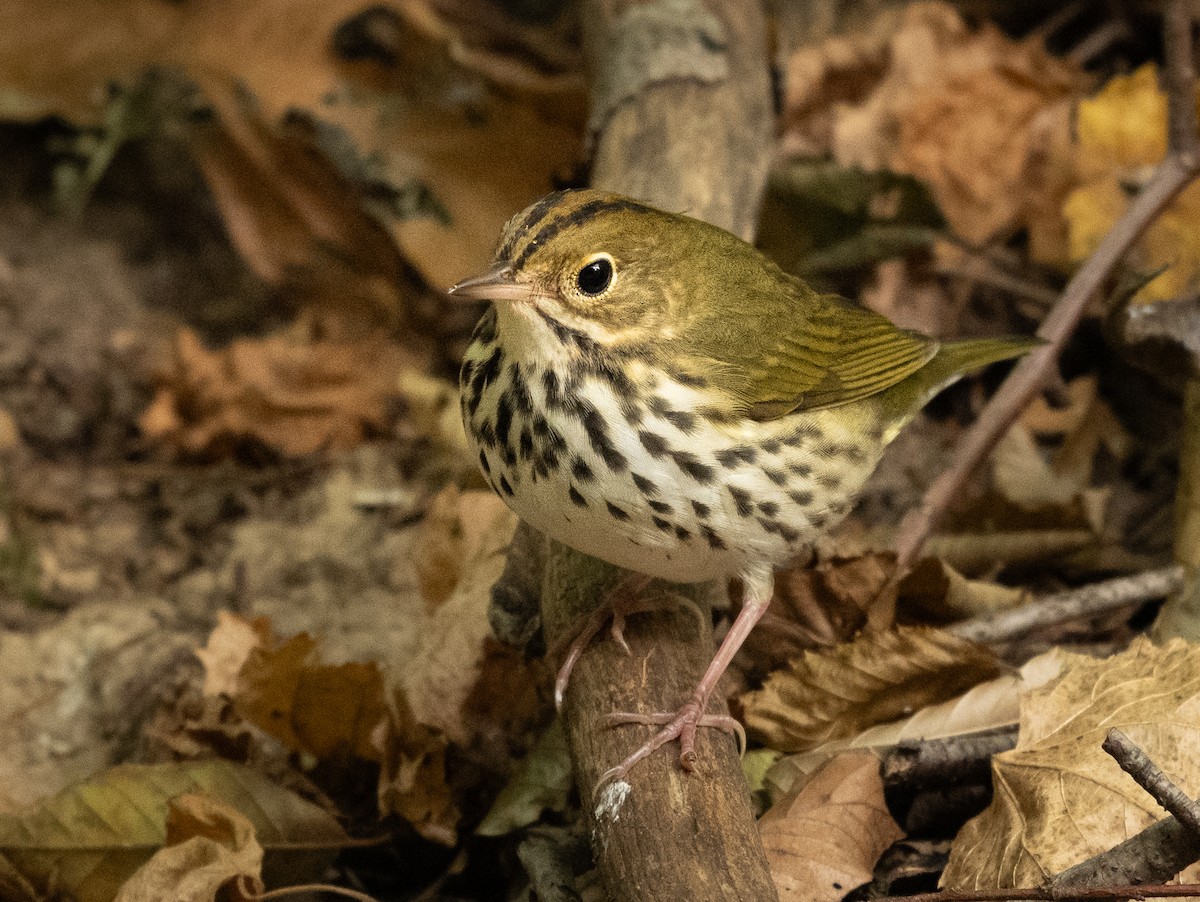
[0,760,348,902]
[477,722,572,837]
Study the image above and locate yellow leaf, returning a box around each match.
[942,637,1200,889]
[1066,63,1200,301]
[1075,64,1167,178]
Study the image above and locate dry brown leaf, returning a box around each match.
[413,486,512,610]
[140,327,415,456]
[0,408,18,451]
[742,552,897,681]
[781,2,1086,262]
[0,0,582,293]
[195,612,271,699]
[235,632,388,762]
[114,794,263,902]
[742,626,1001,753]
[377,686,459,846]
[942,637,1200,889]
[900,557,1028,622]
[760,751,905,902]
[226,622,461,843]
[379,99,581,288]
[189,86,414,338]
[766,651,1063,798]
[402,495,530,746]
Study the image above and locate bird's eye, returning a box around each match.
[576,256,614,296]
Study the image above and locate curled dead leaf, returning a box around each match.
[742,626,1001,753]
[114,794,264,902]
[781,1,1087,262]
[765,651,1064,799]
[900,557,1028,622]
[742,552,897,681]
[760,751,905,902]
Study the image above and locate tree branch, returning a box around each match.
[1103,728,1200,840]
[946,566,1183,646]
[534,1,778,900]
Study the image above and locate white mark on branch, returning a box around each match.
[592,779,632,851]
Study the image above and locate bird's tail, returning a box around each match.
[878,336,1042,443]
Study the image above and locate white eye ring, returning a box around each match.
[576,252,616,297]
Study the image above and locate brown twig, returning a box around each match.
[893,0,1200,574]
[1103,728,1200,839]
[885,883,1200,902]
[882,727,1018,795]
[946,566,1184,646]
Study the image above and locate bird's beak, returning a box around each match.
[448,264,538,303]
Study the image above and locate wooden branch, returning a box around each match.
[1103,729,1200,839]
[946,566,1184,646]
[533,1,778,900]
[885,884,1200,902]
[1153,379,1200,639]
[893,0,1200,574]
[882,727,1018,795]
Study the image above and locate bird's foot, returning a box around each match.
[595,697,746,789]
[552,579,705,710]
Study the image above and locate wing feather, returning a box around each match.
[678,275,937,421]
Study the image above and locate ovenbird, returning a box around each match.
[451,189,1034,784]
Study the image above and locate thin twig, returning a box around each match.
[932,259,1060,308]
[882,727,1018,794]
[947,566,1184,645]
[893,0,1200,573]
[1164,0,1199,155]
[1104,728,1200,838]
[885,883,1200,902]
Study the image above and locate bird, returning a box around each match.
[450,188,1035,785]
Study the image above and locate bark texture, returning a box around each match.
[532,0,778,899]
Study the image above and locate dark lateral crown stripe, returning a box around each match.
[498,190,570,260]
[510,197,649,268]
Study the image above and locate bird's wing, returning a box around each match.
[681,279,938,421]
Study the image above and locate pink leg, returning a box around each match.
[596,567,775,788]
[552,575,705,710]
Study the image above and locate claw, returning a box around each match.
[594,700,746,793]
[552,578,704,710]
[591,567,774,788]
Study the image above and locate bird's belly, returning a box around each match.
[460,327,881,584]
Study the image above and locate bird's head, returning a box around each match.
[449,189,745,347]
